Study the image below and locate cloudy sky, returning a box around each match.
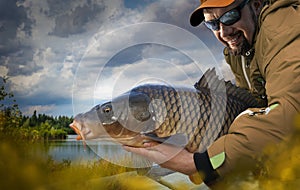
[0,0,234,117]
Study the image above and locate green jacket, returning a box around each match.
[192,0,300,185]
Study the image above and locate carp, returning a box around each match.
[70,68,258,153]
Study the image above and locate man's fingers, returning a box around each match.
[122,145,140,152]
[143,141,160,148]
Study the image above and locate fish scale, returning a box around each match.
[136,85,229,150]
[70,68,258,153]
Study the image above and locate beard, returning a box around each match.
[227,34,252,56]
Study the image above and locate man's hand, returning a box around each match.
[123,142,197,175]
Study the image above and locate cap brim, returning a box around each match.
[189,0,235,27]
[190,8,205,27]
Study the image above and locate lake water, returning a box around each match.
[44,135,100,162]
[43,135,151,168]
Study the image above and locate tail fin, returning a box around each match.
[194,68,258,107]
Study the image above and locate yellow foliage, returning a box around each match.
[0,135,161,190]
[1,114,300,189]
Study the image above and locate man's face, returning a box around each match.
[203,0,260,55]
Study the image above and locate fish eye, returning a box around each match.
[103,106,111,113]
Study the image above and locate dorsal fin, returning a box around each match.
[194,68,258,107]
[194,68,224,92]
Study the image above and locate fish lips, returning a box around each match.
[69,121,96,141]
[69,120,113,141]
[69,122,85,140]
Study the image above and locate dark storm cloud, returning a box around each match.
[16,92,71,107]
[47,0,106,37]
[124,0,156,9]
[93,43,192,69]
[0,0,226,117]
[135,0,223,56]
[0,48,42,77]
[0,0,32,55]
[144,1,197,29]
[104,44,143,67]
[0,0,38,77]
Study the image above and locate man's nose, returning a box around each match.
[219,23,233,38]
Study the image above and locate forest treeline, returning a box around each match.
[19,110,74,140]
[0,77,74,141]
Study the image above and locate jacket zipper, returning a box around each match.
[242,56,252,90]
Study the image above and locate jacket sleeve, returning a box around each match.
[194,3,300,185]
[195,90,299,185]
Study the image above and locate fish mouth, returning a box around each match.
[69,121,86,141]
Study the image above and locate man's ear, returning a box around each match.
[251,0,264,16]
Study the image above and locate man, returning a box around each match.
[124,0,300,186]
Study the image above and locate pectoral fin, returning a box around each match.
[143,133,188,147]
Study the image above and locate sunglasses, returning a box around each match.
[204,0,250,31]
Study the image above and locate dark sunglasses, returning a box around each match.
[204,0,250,31]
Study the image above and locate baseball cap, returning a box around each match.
[190,0,235,27]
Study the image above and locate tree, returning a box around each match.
[29,110,38,127]
[0,77,22,131]
[0,76,72,140]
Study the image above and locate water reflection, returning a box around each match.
[44,135,129,162]
[44,135,151,168]
[44,135,99,162]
